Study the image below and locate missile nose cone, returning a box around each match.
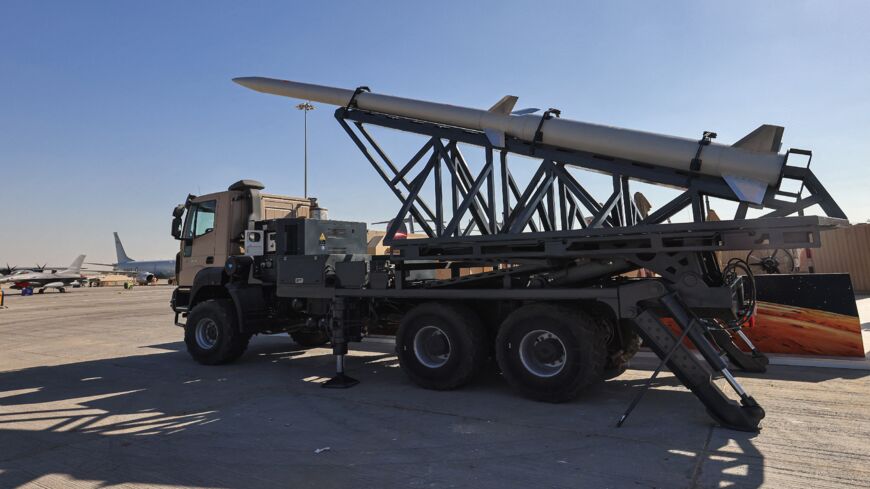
[232,77,265,91]
[233,77,287,96]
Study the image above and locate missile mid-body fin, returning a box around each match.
[488,95,518,115]
[484,95,518,147]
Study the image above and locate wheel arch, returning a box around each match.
[189,267,228,308]
[191,285,231,305]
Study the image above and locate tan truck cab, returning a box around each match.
[171,180,316,287]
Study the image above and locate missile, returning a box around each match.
[234,76,786,204]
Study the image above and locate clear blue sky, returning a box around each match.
[2,1,868,265]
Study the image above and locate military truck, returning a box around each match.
[170,173,845,432]
[171,178,639,393]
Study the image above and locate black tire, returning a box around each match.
[602,327,641,380]
[495,304,607,403]
[184,299,250,365]
[396,302,487,390]
[290,330,330,348]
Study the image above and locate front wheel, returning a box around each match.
[496,304,607,402]
[184,299,250,365]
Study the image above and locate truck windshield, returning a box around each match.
[183,200,217,239]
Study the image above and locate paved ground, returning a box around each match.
[0,287,868,488]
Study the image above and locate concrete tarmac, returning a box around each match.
[1,287,868,488]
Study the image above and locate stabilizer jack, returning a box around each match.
[621,291,765,432]
[323,298,360,389]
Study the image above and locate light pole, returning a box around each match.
[295,101,316,198]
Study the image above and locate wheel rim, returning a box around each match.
[195,318,219,350]
[518,329,567,378]
[413,325,451,368]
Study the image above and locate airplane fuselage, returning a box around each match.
[115,259,175,279]
[1,274,84,290]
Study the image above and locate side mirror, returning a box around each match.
[171,203,185,240]
[171,216,183,239]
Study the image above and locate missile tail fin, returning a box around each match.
[732,125,784,153]
[488,95,518,115]
[723,175,767,206]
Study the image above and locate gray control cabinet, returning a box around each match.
[273,218,366,256]
[271,218,369,296]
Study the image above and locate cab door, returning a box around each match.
[178,198,218,286]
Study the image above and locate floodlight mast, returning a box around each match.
[295,101,316,198]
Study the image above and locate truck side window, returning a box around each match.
[193,200,216,237]
[183,200,217,239]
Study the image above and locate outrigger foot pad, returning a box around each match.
[322,373,360,389]
[707,396,766,432]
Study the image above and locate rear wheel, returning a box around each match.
[496,304,606,402]
[396,302,487,390]
[184,299,250,365]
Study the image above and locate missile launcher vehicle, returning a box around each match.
[169,77,848,431]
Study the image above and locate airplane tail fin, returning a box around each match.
[114,232,133,264]
[63,255,86,274]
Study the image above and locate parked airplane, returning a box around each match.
[0,255,87,293]
[88,233,175,284]
[1,262,88,276]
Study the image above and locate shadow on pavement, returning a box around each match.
[0,338,765,488]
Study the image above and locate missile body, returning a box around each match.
[234,77,785,203]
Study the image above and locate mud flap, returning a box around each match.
[631,310,765,432]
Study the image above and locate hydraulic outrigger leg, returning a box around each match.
[707,325,770,373]
[323,297,360,389]
[621,287,765,432]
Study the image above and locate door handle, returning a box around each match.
[206,256,214,264]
